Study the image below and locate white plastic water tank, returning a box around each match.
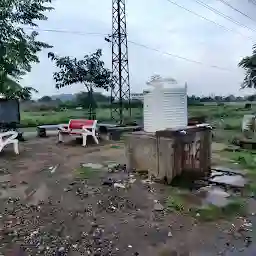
[143,76,188,133]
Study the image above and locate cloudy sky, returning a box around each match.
[22,0,256,97]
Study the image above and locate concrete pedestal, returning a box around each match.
[125,126,212,183]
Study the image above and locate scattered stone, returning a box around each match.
[50,164,59,174]
[245,236,252,247]
[102,178,115,186]
[91,222,98,228]
[128,245,133,248]
[141,179,154,185]
[58,247,65,252]
[82,163,103,169]
[72,244,78,249]
[38,245,45,252]
[129,178,136,184]
[114,183,126,189]
[107,163,118,169]
[154,202,164,211]
[168,231,173,237]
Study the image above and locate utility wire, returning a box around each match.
[24,26,235,72]
[216,0,256,24]
[24,27,108,36]
[191,0,256,33]
[249,0,256,6]
[166,0,254,40]
[128,40,234,71]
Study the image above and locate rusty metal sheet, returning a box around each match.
[125,128,212,184]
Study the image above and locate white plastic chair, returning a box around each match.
[58,119,99,147]
[81,121,99,147]
[0,131,19,154]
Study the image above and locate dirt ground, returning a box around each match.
[0,136,254,255]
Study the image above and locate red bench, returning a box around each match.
[58,119,99,146]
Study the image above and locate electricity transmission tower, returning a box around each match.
[110,0,131,124]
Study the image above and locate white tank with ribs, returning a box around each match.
[143,75,188,133]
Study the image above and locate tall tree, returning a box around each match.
[0,0,53,98]
[238,44,256,89]
[38,95,52,102]
[48,49,112,119]
[76,92,98,109]
[2,77,37,100]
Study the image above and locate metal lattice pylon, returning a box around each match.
[111,0,131,124]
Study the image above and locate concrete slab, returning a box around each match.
[210,174,247,188]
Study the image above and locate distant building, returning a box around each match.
[130,90,150,101]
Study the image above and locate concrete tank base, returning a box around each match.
[125,126,212,184]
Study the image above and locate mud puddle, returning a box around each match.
[171,166,247,207]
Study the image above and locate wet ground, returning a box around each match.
[0,136,255,255]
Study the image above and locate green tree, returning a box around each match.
[247,94,256,102]
[38,95,52,102]
[238,44,256,88]
[0,0,53,98]
[76,92,98,109]
[2,77,37,100]
[48,49,112,119]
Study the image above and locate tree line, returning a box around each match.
[30,92,255,112]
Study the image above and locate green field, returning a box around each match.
[20,104,254,136]
[188,104,251,143]
[21,108,143,127]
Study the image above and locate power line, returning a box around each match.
[128,40,234,72]
[191,0,256,33]
[216,0,256,24]
[24,27,235,72]
[166,0,254,40]
[24,27,108,36]
[249,0,256,6]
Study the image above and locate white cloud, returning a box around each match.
[21,0,256,97]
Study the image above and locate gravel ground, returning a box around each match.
[0,137,254,255]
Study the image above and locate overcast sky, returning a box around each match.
[21,0,256,97]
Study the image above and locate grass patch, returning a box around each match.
[231,151,256,169]
[75,166,102,179]
[218,149,256,198]
[246,182,256,195]
[192,198,246,221]
[166,193,185,212]
[222,150,256,179]
[110,145,122,149]
[166,187,247,221]
[20,108,143,127]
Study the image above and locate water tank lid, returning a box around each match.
[146,76,187,90]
